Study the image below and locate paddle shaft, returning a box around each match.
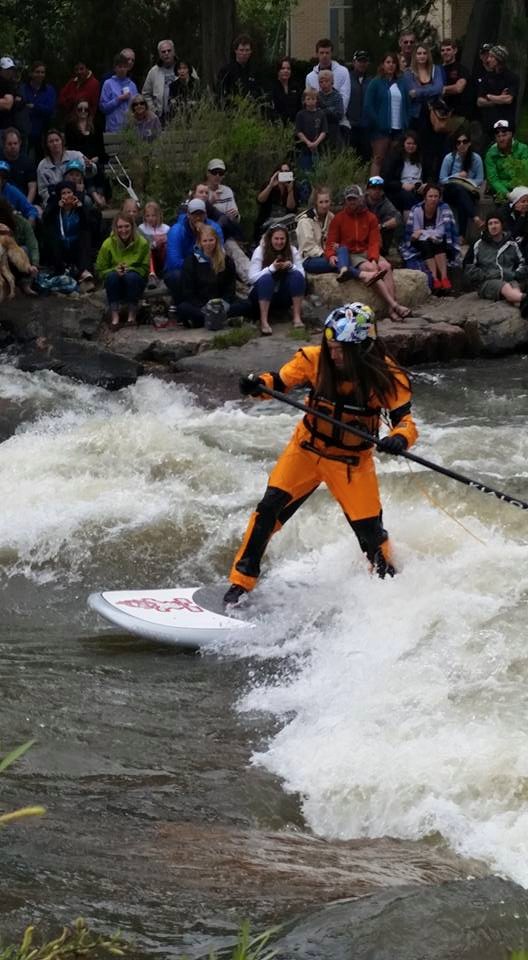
[257,383,528,512]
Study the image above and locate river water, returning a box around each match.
[1,355,528,956]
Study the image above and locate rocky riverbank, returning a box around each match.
[1,275,528,392]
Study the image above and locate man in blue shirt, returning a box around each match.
[164,198,223,305]
[0,160,38,223]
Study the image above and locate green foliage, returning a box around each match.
[0,919,126,960]
[0,740,45,825]
[144,96,294,235]
[211,324,259,349]
[306,149,369,204]
[237,0,299,64]
[185,921,282,959]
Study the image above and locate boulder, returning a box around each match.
[309,269,430,316]
[415,292,528,355]
[17,337,142,390]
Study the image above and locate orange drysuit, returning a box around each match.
[228,345,418,591]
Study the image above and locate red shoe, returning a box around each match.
[432,278,442,296]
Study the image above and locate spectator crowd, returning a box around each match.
[2,30,528,327]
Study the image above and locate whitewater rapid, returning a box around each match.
[1,360,528,888]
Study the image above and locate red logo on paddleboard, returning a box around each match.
[117,597,204,614]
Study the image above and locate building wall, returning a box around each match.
[289,0,475,62]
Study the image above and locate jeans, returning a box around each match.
[163,268,183,303]
[303,256,336,274]
[250,269,305,305]
[442,183,478,237]
[105,270,146,307]
[336,246,362,276]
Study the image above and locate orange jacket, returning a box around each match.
[325,207,380,261]
[260,345,418,458]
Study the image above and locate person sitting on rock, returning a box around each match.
[364,175,402,257]
[400,182,460,295]
[138,200,170,288]
[179,224,251,329]
[164,197,223,308]
[41,181,95,292]
[324,184,411,321]
[485,120,528,201]
[249,222,305,335]
[0,159,38,224]
[296,185,336,274]
[464,210,528,315]
[254,161,299,240]
[95,212,150,326]
[500,186,528,260]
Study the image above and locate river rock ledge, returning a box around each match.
[1,283,528,389]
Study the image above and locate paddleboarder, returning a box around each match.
[224,302,418,605]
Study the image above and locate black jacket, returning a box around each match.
[181,251,237,305]
[217,60,263,103]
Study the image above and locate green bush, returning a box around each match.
[306,148,369,205]
[142,96,294,236]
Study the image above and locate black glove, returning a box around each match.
[378,434,408,455]
[239,373,264,397]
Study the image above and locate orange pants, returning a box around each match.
[229,430,394,591]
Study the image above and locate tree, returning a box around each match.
[237,0,299,64]
[200,0,237,89]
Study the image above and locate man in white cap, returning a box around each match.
[164,197,223,306]
[502,186,528,258]
[205,159,239,221]
[485,120,528,200]
[0,58,16,131]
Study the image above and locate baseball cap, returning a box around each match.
[207,158,226,172]
[64,159,85,173]
[367,176,384,187]
[0,57,15,70]
[490,44,508,62]
[188,198,206,214]
[494,119,512,131]
[0,159,11,174]
[479,42,491,54]
[353,50,369,61]
[344,184,363,199]
[508,186,528,205]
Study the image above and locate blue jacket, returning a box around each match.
[0,181,38,220]
[99,76,138,132]
[21,82,57,139]
[165,217,223,272]
[363,76,410,137]
[403,66,443,119]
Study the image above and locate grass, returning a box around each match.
[0,920,126,960]
[211,324,259,349]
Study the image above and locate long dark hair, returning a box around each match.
[261,226,293,268]
[450,129,474,173]
[316,336,409,405]
[397,129,422,163]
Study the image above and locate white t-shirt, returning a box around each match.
[389,83,402,130]
[401,159,422,184]
[209,184,239,220]
[138,222,170,247]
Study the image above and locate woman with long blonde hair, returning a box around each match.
[178,224,250,328]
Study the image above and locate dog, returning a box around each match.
[0,233,32,302]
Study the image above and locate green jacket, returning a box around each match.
[485,139,528,199]
[95,232,150,280]
[14,213,39,266]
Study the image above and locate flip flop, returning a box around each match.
[260,326,273,336]
[394,304,412,319]
[364,268,388,287]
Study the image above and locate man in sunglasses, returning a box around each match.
[485,119,528,201]
[365,176,401,257]
[476,44,519,143]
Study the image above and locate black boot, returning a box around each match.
[223,584,248,606]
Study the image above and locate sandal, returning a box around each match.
[393,304,412,319]
[364,267,388,287]
[292,320,305,329]
[260,324,273,336]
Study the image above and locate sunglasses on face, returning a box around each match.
[77,106,89,112]
[456,138,469,144]
[210,169,224,176]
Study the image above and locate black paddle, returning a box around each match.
[255,382,528,513]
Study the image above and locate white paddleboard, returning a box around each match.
[87,585,254,649]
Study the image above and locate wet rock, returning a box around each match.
[310,269,430,315]
[17,337,142,390]
[271,876,528,960]
[416,292,528,355]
